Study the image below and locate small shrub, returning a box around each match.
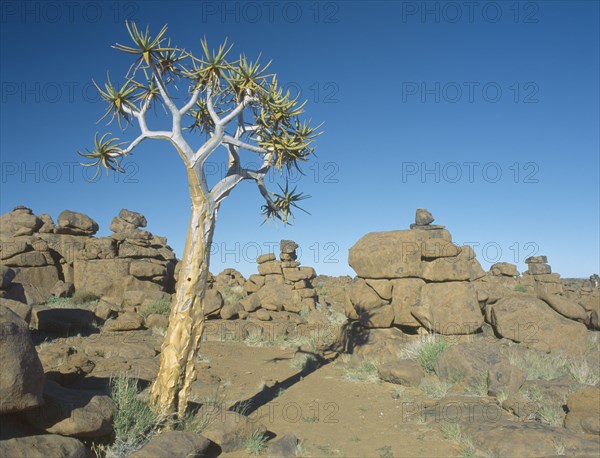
[440,422,462,441]
[377,445,393,458]
[503,347,569,380]
[290,353,320,371]
[140,299,171,319]
[46,297,73,308]
[417,337,449,373]
[244,430,268,455]
[513,284,528,293]
[342,359,380,383]
[178,407,211,434]
[221,285,245,305]
[466,373,488,396]
[421,379,452,399]
[537,404,563,427]
[108,376,160,456]
[568,360,600,386]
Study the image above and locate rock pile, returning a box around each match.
[346,209,485,334]
[345,209,598,347]
[0,305,115,456]
[0,206,176,320]
[238,240,317,321]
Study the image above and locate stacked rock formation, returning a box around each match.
[0,206,176,321]
[346,209,597,352]
[239,240,317,321]
[346,209,486,334]
[516,255,563,295]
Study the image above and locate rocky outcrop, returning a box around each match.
[346,209,486,333]
[0,206,176,305]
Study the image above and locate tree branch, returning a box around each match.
[179,87,202,116]
[222,135,268,154]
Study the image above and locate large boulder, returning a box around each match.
[0,431,92,458]
[390,278,424,327]
[0,306,45,414]
[413,282,483,334]
[421,247,485,282]
[434,341,504,386]
[346,279,388,314]
[130,431,211,458]
[1,265,16,289]
[348,230,430,278]
[56,210,98,236]
[489,295,588,356]
[564,387,600,435]
[24,380,115,437]
[538,293,588,322]
[201,409,267,453]
[0,206,42,236]
[257,283,294,311]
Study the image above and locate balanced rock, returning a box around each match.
[56,210,99,236]
[415,208,434,226]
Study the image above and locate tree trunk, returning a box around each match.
[150,170,216,417]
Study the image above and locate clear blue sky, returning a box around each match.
[1,1,598,278]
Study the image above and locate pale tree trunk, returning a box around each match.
[150,169,217,417]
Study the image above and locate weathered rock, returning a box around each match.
[50,280,74,298]
[525,255,548,264]
[280,240,299,254]
[38,214,56,233]
[257,253,276,264]
[220,304,240,320]
[130,431,211,458]
[377,360,426,386]
[282,266,316,282]
[11,264,61,305]
[435,341,503,387]
[487,361,526,397]
[24,380,115,437]
[461,418,600,457]
[421,249,485,282]
[201,409,267,453]
[414,282,483,334]
[489,295,588,356]
[0,431,92,457]
[490,262,519,277]
[364,279,393,301]
[538,293,588,322]
[359,304,394,328]
[390,278,424,327]
[258,283,294,312]
[203,289,224,316]
[102,311,144,332]
[564,387,600,435]
[267,434,298,458]
[56,210,98,236]
[256,309,272,321]
[73,259,130,297]
[264,274,284,285]
[0,206,42,236]
[0,298,31,322]
[144,313,168,330]
[527,263,552,275]
[79,238,117,260]
[420,238,460,259]
[258,260,282,276]
[129,260,167,279]
[349,230,432,278]
[240,293,261,313]
[0,306,44,414]
[346,279,388,315]
[1,265,16,289]
[415,208,434,226]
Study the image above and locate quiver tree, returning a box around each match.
[79,22,321,417]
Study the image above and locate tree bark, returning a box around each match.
[150,169,216,417]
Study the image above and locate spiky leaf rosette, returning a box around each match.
[78,133,126,180]
[94,75,138,129]
[261,182,311,224]
[113,22,173,75]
